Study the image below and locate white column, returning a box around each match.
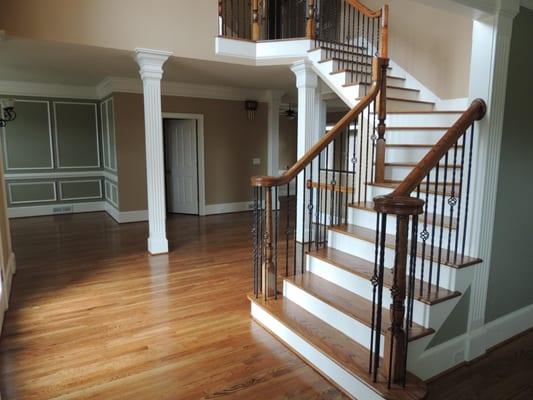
[135,48,172,255]
[291,60,320,242]
[464,1,519,361]
[266,90,284,176]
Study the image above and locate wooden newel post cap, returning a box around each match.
[373,195,424,216]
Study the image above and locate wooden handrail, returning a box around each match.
[388,99,487,198]
[346,0,383,18]
[251,57,389,188]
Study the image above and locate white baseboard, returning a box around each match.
[8,201,106,218]
[485,303,533,349]
[204,201,253,215]
[105,203,148,223]
[412,303,533,380]
[8,201,148,224]
[119,210,148,223]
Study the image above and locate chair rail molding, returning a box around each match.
[464,0,520,361]
[135,48,172,255]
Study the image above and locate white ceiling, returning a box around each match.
[0,36,298,98]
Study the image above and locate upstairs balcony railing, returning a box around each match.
[218,0,389,58]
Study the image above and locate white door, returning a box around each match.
[164,119,199,214]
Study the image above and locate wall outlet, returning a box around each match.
[253,158,261,165]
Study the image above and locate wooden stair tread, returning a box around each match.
[386,143,463,148]
[308,247,461,306]
[331,68,405,81]
[319,57,393,70]
[385,162,463,170]
[307,180,354,193]
[349,201,458,230]
[370,181,462,197]
[354,83,420,93]
[386,110,464,114]
[287,272,434,341]
[356,97,435,105]
[329,223,482,269]
[249,294,428,400]
[385,126,449,130]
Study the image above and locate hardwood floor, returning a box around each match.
[0,212,531,399]
[0,212,347,400]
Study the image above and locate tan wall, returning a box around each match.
[114,92,268,212]
[278,117,297,171]
[0,0,219,61]
[366,0,473,99]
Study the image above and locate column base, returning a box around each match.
[148,236,169,254]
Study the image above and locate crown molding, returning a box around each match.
[0,80,99,99]
[97,76,270,102]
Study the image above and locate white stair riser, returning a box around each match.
[386,130,446,144]
[386,113,462,127]
[369,185,459,218]
[309,48,373,64]
[306,255,433,328]
[328,229,457,291]
[385,165,463,183]
[387,100,434,112]
[385,147,463,164]
[251,302,386,400]
[284,280,384,355]
[348,207,456,249]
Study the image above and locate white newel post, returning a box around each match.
[291,60,320,242]
[135,48,172,255]
[464,1,519,361]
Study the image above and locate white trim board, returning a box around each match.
[7,181,57,204]
[5,171,107,180]
[97,76,270,102]
[411,303,533,381]
[0,80,99,99]
[162,113,207,216]
[58,179,103,201]
[204,201,253,215]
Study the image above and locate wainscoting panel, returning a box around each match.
[3,100,54,170]
[53,102,100,168]
[59,179,103,201]
[8,181,57,204]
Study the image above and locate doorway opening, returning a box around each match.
[162,113,206,216]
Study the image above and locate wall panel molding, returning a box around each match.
[58,179,103,201]
[53,101,101,169]
[2,99,54,171]
[7,181,57,205]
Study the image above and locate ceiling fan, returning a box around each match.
[282,103,297,120]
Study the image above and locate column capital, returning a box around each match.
[264,89,285,103]
[290,59,318,89]
[134,48,172,81]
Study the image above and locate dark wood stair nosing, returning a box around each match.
[285,273,435,341]
[328,224,482,269]
[248,294,428,400]
[307,247,461,306]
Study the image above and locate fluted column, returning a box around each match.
[291,60,320,242]
[135,48,172,254]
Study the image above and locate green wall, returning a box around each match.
[1,95,118,211]
[485,7,533,322]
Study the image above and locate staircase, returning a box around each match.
[219,1,487,398]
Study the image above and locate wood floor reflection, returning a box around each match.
[0,212,347,400]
